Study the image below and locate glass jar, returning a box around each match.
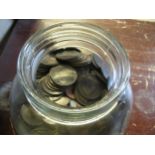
[9,22,133,135]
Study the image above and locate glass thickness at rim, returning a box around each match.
[17,22,130,114]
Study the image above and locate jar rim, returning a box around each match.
[17,22,131,114]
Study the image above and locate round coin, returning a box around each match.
[50,65,78,87]
[55,50,81,61]
[40,54,59,67]
[55,96,70,106]
[76,75,103,100]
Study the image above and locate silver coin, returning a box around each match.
[49,96,61,102]
[71,54,92,67]
[68,100,82,108]
[20,104,43,126]
[49,65,78,86]
[39,76,63,96]
[55,96,70,106]
[40,54,59,67]
[55,50,81,61]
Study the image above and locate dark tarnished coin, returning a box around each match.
[76,75,103,100]
[90,69,107,87]
[49,65,78,87]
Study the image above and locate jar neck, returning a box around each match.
[17,22,130,125]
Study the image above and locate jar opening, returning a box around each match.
[17,22,130,117]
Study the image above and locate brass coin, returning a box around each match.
[55,96,70,106]
[49,65,78,87]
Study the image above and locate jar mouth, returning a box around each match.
[17,22,130,114]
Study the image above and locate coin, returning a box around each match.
[55,96,70,106]
[65,86,75,99]
[55,50,81,61]
[71,54,92,67]
[40,54,59,67]
[90,69,107,87]
[20,104,43,126]
[49,65,78,87]
[76,75,103,100]
[49,96,61,102]
[68,100,82,108]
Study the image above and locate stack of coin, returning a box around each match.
[38,65,78,107]
[36,47,108,108]
[36,54,59,79]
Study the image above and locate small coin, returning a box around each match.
[50,65,78,87]
[20,104,43,126]
[49,96,61,102]
[68,100,82,108]
[55,50,81,61]
[55,96,70,106]
[40,54,59,67]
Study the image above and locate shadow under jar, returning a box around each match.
[10,22,133,135]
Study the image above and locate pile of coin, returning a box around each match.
[36,48,108,108]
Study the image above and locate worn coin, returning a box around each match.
[55,96,70,106]
[76,75,103,100]
[40,54,59,67]
[71,54,92,67]
[55,50,81,61]
[68,100,82,108]
[49,65,78,87]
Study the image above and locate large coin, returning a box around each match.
[49,65,78,87]
[76,75,103,100]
